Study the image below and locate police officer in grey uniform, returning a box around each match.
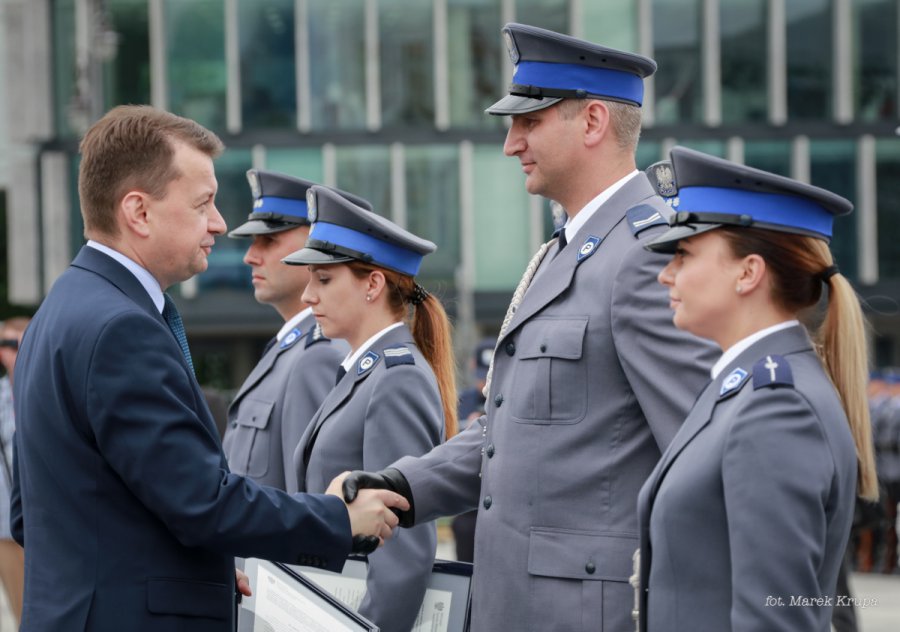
[286,186,458,632]
[636,147,879,632]
[343,24,716,632]
[223,171,357,492]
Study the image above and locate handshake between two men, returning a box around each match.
[330,469,415,555]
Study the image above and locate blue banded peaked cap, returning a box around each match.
[487,22,657,115]
[228,169,373,237]
[282,185,436,277]
[645,146,853,254]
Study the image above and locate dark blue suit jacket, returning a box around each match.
[11,246,351,631]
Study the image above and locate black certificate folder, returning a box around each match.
[237,558,379,632]
[294,557,473,632]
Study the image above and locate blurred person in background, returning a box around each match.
[0,317,29,625]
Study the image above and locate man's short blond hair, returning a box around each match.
[556,98,642,151]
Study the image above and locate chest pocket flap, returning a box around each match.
[235,397,274,430]
[518,317,587,360]
[528,528,636,582]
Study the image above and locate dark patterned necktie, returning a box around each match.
[557,229,568,251]
[162,293,194,374]
[261,336,277,358]
[335,365,347,386]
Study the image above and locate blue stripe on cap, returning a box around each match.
[513,61,645,105]
[677,186,835,239]
[308,221,425,276]
[254,196,309,220]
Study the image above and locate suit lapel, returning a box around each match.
[502,175,659,339]
[72,246,162,323]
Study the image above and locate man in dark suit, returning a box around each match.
[10,105,406,632]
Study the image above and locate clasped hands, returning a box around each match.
[326,468,415,555]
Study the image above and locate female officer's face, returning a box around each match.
[657,230,744,347]
[302,263,369,346]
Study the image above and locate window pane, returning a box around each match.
[380,0,434,127]
[265,148,324,184]
[583,1,637,52]
[516,0,568,33]
[307,0,367,130]
[856,0,898,122]
[652,0,703,124]
[720,0,767,123]
[104,0,151,109]
[787,0,832,120]
[406,145,460,282]
[52,0,79,138]
[200,149,253,291]
[165,0,226,130]
[472,145,532,290]
[447,0,504,129]
[743,140,791,177]
[876,140,900,278]
[810,140,856,279]
[239,0,296,129]
[334,146,392,217]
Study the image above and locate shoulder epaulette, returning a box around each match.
[752,354,794,390]
[383,345,415,368]
[304,323,330,348]
[626,204,668,237]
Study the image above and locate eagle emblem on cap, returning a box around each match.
[503,30,519,64]
[654,164,677,197]
[307,189,318,223]
[247,170,261,200]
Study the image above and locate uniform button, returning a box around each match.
[540,343,547,353]
[505,341,516,356]
[585,561,596,574]
[494,394,504,407]
[486,443,495,458]
[483,495,493,509]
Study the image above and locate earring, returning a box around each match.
[736,285,743,294]
[366,295,372,302]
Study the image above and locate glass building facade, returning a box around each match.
[4,0,900,384]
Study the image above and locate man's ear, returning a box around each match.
[583,100,611,148]
[120,191,151,238]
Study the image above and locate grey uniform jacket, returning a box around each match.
[294,323,443,632]
[637,325,857,632]
[223,312,347,492]
[393,173,717,632]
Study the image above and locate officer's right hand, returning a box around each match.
[326,471,409,552]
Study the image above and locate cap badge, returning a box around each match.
[654,164,677,197]
[503,30,519,64]
[307,189,318,223]
[247,171,261,200]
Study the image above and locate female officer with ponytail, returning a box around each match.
[284,185,457,632]
[636,147,878,632]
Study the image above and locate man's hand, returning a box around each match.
[235,568,252,597]
[326,472,411,554]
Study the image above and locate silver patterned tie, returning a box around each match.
[482,236,559,397]
[163,293,195,375]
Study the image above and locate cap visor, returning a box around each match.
[228,219,298,238]
[486,94,563,115]
[282,247,354,267]
[644,224,723,254]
